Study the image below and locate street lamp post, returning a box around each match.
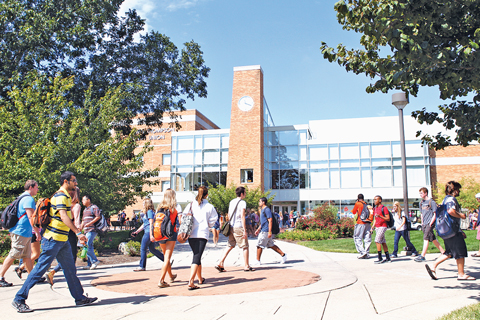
[392,93,409,218]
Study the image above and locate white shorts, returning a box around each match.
[257,231,275,249]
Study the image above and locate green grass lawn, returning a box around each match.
[299,229,480,254]
[437,302,480,320]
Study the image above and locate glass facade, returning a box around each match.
[264,128,430,191]
[170,132,229,191]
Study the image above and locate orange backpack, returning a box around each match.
[33,190,66,228]
[153,209,169,241]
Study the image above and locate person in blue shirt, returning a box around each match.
[251,197,287,266]
[0,180,39,287]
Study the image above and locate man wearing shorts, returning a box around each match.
[0,180,40,287]
[415,187,445,262]
[215,187,254,272]
[372,195,392,264]
[252,197,287,265]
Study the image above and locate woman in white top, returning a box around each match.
[391,201,418,258]
[183,186,217,290]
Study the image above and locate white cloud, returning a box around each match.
[119,0,158,39]
[164,0,199,11]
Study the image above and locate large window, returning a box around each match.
[241,169,254,183]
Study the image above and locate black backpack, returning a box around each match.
[379,205,394,228]
[159,208,175,239]
[1,194,29,230]
[271,213,280,235]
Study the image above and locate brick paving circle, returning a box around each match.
[91,266,320,296]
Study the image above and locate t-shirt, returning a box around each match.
[374,205,389,228]
[142,209,155,233]
[43,187,72,242]
[9,191,36,238]
[444,195,461,232]
[420,198,437,227]
[228,198,246,228]
[260,206,273,232]
[83,204,100,233]
[393,211,406,231]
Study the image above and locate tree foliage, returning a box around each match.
[0,0,210,213]
[208,184,275,216]
[321,0,480,149]
[0,73,155,214]
[433,177,480,211]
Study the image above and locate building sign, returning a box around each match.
[148,128,174,140]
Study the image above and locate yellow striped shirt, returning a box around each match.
[43,187,72,242]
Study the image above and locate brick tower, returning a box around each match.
[226,65,264,191]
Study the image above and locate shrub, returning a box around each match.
[313,204,338,225]
[125,241,141,256]
[336,218,355,237]
[0,232,11,256]
[277,229,337,241]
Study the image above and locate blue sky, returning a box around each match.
[120,0,455,129]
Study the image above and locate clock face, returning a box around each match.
[238,96,254,112]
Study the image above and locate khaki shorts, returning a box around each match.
[9,234,32,260]
[228,227,249,249]
[257,231,275,249]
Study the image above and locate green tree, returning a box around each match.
[433,177,480,211]
[208,184,275,216]
[321,0,480,149]
[0,72,155,214]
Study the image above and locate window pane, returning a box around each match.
[220,172,227,186]
[178,136,194,150]
[177,151,193,165]
[340,159,358,168]
[360,159,370,167]
[203,164,219,172]
[407,166,427,186]
[360,143,370,158]
[372,158,391,166]
[299,130,308,145]
[405,141,424,157]
[202,172,219,187]
[339,143,359,159]
[203,150,220,164]
[280,161,298,169]
[171,136,177,150]
[310,169,329,189]
[341,168,360,188]
[330,168,340,188]
[372,167,391,187]
[161,180,170,192]
[271,170,280,189]
[221,135,229,148]
[329,160,339,168]
[310,161,328,169]
[392,141,401,157]
[393,166,403,187]
[361,168,371,187]
[277,145,298,161]
[194,151,202,165]
[241,169,254,183]
[329,145,339,160]
[407,157,424,165]
[309,145,328,161]
[371,142,391,158]
[279,169,299,189]
[195,136,202,149]
[221,150,228,164]
[278,131,298,145]
[300,169,308,189]
[300,146,307,161]
[204,135,220,149]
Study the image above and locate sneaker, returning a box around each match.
[45,271,54,286]
[82,266,91,270]
[385,259,392,263]
[357,253,367,259]
[12,301,33,313]
[133,267,145,272]
[0,278,12,287]
[38,276,46,283]
[414,255,426,262]
[374,259,385,264]
[365,254,370,259]
[280,254,287,264]
[75,296,98,307]
[390,254,398,258]
[411,252,419,257]
[90,261,100,270]
[14,267,22,279]
[251,260,261,266]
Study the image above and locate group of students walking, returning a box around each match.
[352,180,475,281]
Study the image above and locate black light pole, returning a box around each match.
[392,93,409,217]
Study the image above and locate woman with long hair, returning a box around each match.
[426,181,475,280]
[157,189,181,288]
[132,199,165,271]
[183,186,218,290]
[391,201,418,258]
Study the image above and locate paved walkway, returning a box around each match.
[2,235,480,319]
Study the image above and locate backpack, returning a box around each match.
[94,209,109,235]
[1,194,29,230]
[435,196,459,240]
[379,205,394,228]
[153,208,174,241]
[33,190,68,229]
[263,208,280,235]
[359,202,373,223]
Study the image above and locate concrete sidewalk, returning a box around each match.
[2,235,480,320]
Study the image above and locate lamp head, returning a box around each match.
[392,92,409,110]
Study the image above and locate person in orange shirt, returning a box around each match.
[351,194,372,259]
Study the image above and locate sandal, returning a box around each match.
[457,275,476,281]
[170,274,177,282]
[471,253,480,257]
[14,267,23,280]
[215,265,226,272]
[199,277,206,284]
[158,281,170,288]
[425,264,437,280]
[188,285,200,290]
[244,267,255,272]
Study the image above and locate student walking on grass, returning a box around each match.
[425,181,475,281]
[372,195,392,264]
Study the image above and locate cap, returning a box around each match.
[476,193,480,199]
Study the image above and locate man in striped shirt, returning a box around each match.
[12,171,97,313]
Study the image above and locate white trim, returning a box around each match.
[431,156,480,166]
[233,65,263,73]
[132,113,217,130]
[172,128,230,136]
[158,171,170,178]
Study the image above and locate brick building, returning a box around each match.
[122,65,480,218]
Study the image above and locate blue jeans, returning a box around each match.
[14,237,86,303]
[86,231,98,266]
[393,230,418,256]
[139,232,164,269]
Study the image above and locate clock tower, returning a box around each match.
[226,65,264,191]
